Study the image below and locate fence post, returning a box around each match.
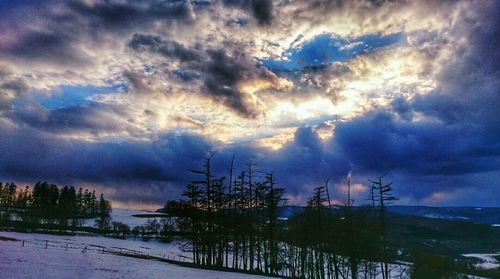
[45,240,48,249]
[22,240,24,247]
[66,243,68,251]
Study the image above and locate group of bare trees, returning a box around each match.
[163,155,402,278]
[276,174,398,279]
[164,155,287,275]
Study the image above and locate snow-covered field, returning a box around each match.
[80,208,167,228]
[0,231,271,279]
[0,208,271,278]
[109,208,168,228]
[462,253,500,270]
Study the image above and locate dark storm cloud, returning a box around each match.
[10,102,134,136]
[329,2,500,200]
[2,31,87,66]
[0,122,339,204]
[333,110,500,176]
[0,0,197,65]
[128,34,201,63]
[413,1,500,140]
[60,0,196,34]
[201,48,288,118]
[0,124,211,204]
[129,33,283,118]
[209,127,351,198]
[66,0,195,27]
[1,106,498,206]
[260,127,351,195]
[390,98,412,121]
[202,49,260,118]
[223,0,273,25]
[0,117,352,204]
[0,70,31,110]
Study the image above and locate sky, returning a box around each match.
[0,0,499,209]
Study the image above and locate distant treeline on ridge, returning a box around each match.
[0,181,111,224]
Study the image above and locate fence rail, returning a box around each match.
[10,235,411,279]
[15,236,191,263]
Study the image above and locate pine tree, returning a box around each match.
[83,189,91,215]
[47,184,59,217]
[96,193,112,230]
[91,190,97,215]
[307,186,328,210]
[183,183,202,208]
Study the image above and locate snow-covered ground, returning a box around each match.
[462,253,500,270]
[422,213,470,220]
[0,231,270,279]
[0,231,190,260]
[109,208,168,228]
[2,209,493,278]
[81,208,168,228]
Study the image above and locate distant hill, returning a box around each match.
[386,206,500,225]
[276,205,500,225]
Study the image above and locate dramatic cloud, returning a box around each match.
[0,69,30,111]
[128,33,290,117]
[0,0,499,207]
[223,0,274,25]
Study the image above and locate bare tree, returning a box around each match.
[369,175,399,279]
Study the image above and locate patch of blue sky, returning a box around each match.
[302,114,340,127]
[172,70,200,82]
[37,85,122,110]
[273,114,339,130]
[262,32,405,72]
[192,0,212,8]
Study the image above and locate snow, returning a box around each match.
[2,208,166,229]
[0,231,271,279]
[78,208,169,229]
[422,213,469,220]
[0,231,413,278]
[462,253,500,270]
[492,224,500,227]
[108,208,167,228]
[0,231,189,259]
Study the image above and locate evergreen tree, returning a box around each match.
[96,193,112,230]
[0,182,3,207]
[77,187,83,214]
[91,190,97,215]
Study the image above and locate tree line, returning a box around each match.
[0,181,111,228]
[162,155,404,279]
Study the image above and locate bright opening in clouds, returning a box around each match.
[0,0,499,208]
[262,32,405,72]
